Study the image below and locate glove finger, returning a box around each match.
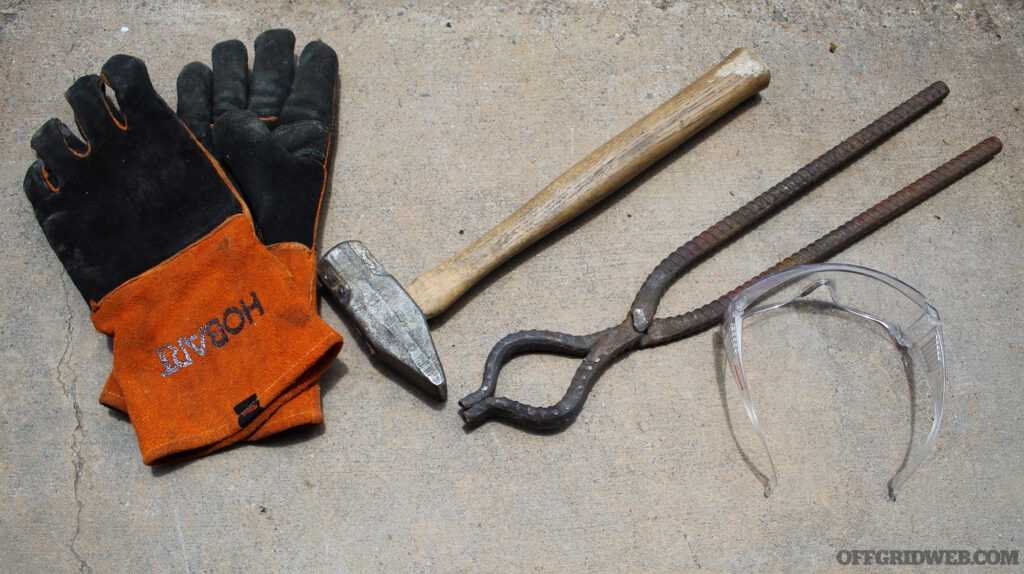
[211,39,248,120]
[249,29,295,119]
[24,159,58,209]
[30,118,86,187]
[176,62,214,150]
[65,74,119,145]
[99,54,162,124]
[279,40,337,126]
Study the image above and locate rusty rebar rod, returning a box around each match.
[630,81,950,332]
[642,136,1003,345]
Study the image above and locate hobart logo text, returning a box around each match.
[155,292,263,377]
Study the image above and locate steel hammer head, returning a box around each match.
[317,241,447,400]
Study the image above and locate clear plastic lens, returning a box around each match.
[722,263,946,500]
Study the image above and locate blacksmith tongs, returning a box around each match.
[458,81,1001,431]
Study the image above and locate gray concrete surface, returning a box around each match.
[1,1,1022,571]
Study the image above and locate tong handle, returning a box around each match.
[630,81,951,332]
[643,136,1004,345]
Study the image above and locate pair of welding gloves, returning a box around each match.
[24,30,343,465]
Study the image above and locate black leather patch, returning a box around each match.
[233,394,264,428]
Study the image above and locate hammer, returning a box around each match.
[318,48,770,400]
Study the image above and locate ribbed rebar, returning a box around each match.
[461,137,1001,429]
[629,81,950,332]
[642,136,1003,346]
[459,78,1002,433]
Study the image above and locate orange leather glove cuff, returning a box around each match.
[98,245,327,440]
[91,215,342,465]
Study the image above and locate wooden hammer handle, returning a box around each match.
[406,48,770,319]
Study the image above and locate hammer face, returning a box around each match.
[318,241,447,400]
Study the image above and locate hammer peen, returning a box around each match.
[318,48,770,400]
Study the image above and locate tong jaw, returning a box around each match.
[458,322,641,430]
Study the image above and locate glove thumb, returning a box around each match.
[213,109,322,247]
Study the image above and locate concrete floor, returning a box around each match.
[1,1,1022,571]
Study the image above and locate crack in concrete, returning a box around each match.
[683,532,702,570]
[57,273,90,573]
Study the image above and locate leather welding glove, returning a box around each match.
[98,30,339,441]
[25,54,343,465]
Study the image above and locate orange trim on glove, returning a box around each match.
[91,215,341,465]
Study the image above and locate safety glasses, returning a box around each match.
[722,263,946,500]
